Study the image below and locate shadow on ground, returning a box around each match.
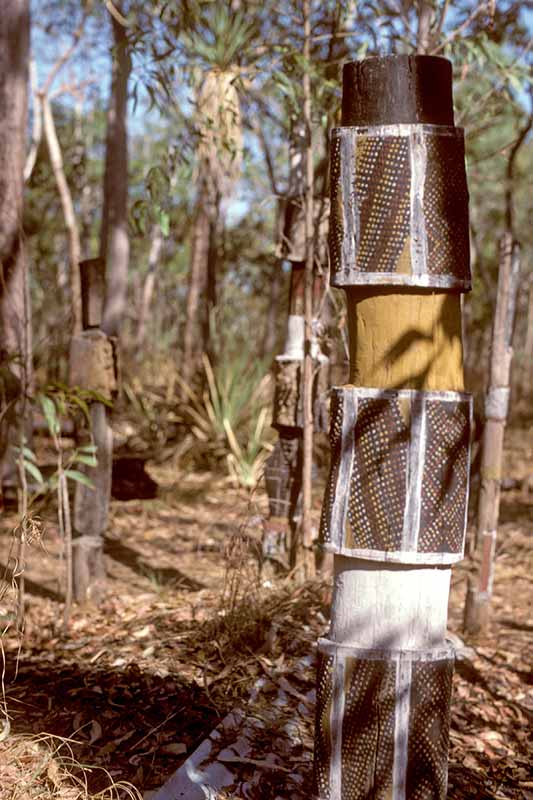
[5,651,223,793]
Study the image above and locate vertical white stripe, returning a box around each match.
[341,130,357,270]
[402,393,425,551]
[331,391,357,551]
[409,129,428,276]
[330,654,346,800]
[393,657,412,800]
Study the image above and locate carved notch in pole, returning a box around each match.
[313,55,472,799]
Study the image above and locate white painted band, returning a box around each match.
[330,386,472,403]
[329,557,451,650]
[280,314,305,360]
[321,542,465,565]
[332,124,464,139]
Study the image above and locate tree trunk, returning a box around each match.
[314,55,472,799]
[182,202,210,386]
[300,0,315,579]
[463,235,520,635]
[0,0,32,502]
[101,7,130,339]
[136,224,164,350]
[42,96,83,335]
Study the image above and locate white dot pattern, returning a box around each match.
[419,400,470,554]
[319,390,344,548]
[341,657,395,799]
[313,652,334,799]
[424,136,470,279]
[347,398,408,551]
[406,659,453,798]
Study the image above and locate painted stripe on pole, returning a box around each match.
[331,390,357,548]
[402,392,425,551]
[330,652,345,800]
[393,657,412,800]
[409,128,428,277]
[340,129,357,270]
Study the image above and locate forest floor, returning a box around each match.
[0,426,531,800]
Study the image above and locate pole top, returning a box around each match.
[79,258,106,330]
[342,55,454,127]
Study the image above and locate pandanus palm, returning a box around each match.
[182,8,256,385]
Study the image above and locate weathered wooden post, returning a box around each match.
[313,55,472,799]
[263,223,329,567]
[264,118,329,569]
[69,257,116,604]
[463,234,520,635]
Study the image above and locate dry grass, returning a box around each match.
[0,733,142,800]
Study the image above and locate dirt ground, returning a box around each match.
[0,426,531,799]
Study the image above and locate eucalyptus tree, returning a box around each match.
[101,1,132,340]
[0,0,31,494]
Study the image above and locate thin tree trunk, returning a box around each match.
[521,279,533,400]
[182,203,210,386]
[416,1,434,53]
[101,7,130,339]
[464,236,520,635]
[42,96,82,335]
[299,0,315,579]
[136,224,164,350]
[24,60,42,182]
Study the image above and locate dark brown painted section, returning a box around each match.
[342,55,454,127]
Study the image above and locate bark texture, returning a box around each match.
[101,7,131,339]
[0,0,30,367]
[0,0,32,498]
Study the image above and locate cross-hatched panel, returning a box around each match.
[313,652,334,799]
[355,135,411,274]
[341,657,396,800]
[406,658,454,800]
[347,398,408,551]
[424,135,469,279]
[419,400,470,554]
[319,390,344,548]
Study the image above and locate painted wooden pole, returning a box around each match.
[69,257,116,604]
[463,234,520,635]
[264,117,329,565]
[313,55,472,799]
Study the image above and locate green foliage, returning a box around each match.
[176,354,274,487]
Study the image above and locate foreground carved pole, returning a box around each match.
[313,55,472,799]
[70,258,116,603]
[464,234,520,635]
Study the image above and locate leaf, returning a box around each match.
[64,469,95,489]
[161,742,187,756]
[75,454,98,467]
[78,444,97,454]
[39,394,60,436]
[22,446,37,461]
[89,720,102,744]
[24,459,45,485]
[159,209,170,236]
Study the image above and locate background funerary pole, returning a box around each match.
[313,55,472,799]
